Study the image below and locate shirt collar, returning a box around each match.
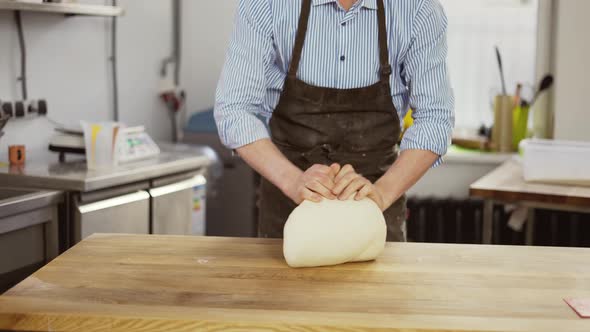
[312,0,378,10]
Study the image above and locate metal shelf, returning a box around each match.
[0,1,124,17]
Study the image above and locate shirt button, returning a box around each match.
[340,55,346,61]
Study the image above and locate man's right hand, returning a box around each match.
[236,139,341,205]
[285,163,341,204]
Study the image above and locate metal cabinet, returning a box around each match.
[150,174,206,235]
[73,185,150,244]
[0,189,61,293]
[70,172,207,244]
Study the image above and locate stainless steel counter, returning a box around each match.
[0,188,62,220]
[0,188,63,227]
[0,143,217,192]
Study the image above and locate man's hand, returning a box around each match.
[332,165,389,211]
[285,163,341,204]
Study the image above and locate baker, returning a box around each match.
[215,0,454,241]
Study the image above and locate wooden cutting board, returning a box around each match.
[1,234,589,332]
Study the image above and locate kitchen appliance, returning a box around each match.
[49,125,160,164]
[48,127,85,162]
[116,126,160,163]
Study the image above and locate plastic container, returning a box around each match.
[520,139,590,186]
[81,121,121,170]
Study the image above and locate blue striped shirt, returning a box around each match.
[215,0,455,166]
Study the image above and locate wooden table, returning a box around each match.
[470,159,590,245]
[1,234,590,331]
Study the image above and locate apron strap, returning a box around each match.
[377,0,392,81]
[288,0,392,81]
[287,0,312,79]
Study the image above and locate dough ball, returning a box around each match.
[283,198,386,268]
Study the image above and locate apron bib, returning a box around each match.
[258,0,407,241]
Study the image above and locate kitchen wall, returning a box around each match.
[181,1,238,116]
[552,0,590,141]
[2,0,586,165]
[0,0,173,161]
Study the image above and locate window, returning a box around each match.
[440,0,539,129]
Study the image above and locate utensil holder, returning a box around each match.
[492,95,514,153]
[513,104,530,150]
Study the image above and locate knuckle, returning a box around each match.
[314,177,325,185]
[317,173,329,181]
[308,182,318,190]
[350,175,361,183]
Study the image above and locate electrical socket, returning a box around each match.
[0,99,48,119]
[1,100,14,118]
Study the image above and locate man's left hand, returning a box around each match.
[332,165,389,211]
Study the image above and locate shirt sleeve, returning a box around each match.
[214,0,274,149]
[400,0,455,167]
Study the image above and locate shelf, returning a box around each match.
[0,1,124,17]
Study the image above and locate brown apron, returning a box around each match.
[258,0,407,241]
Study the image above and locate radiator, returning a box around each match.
[406,198,590,247]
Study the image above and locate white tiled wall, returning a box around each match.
[440,0,539,129]
[0,1,173,162]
